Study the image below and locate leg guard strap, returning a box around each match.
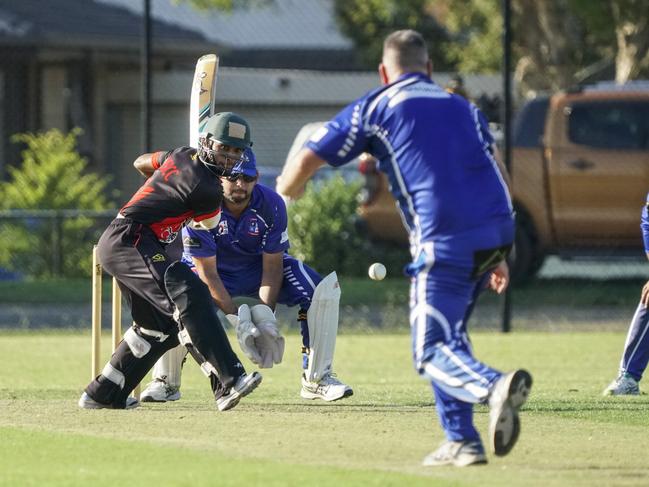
[101,363,125,389]
[164,262,245,397]
[178,328,219,378]
[85,328,179,408]
[124,326,169,358]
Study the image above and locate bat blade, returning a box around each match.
[189,54,219,147]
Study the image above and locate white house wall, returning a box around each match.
[102,67,501,198]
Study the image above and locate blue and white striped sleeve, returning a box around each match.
[641,193,649,255]
[472,104,495,148]
[306,100,370,167]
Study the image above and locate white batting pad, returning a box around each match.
[152,344,187,388]
[306,272,341,382]
[123,327,151,359]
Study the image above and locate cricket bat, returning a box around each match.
[189,54,219,147]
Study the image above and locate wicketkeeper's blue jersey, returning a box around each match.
[306,72,514,248]
[181,183,290,280]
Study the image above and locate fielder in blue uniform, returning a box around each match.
[603,192,649,395]
[277,29,532,466]
[141,149,353,402]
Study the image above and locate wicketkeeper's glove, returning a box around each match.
[250,304,285,368]
[226,304,262,365]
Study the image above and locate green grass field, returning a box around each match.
[0,277,644,308]
[1,330,648,486]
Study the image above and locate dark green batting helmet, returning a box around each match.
[201,112,252,149]
[198,112,252,176]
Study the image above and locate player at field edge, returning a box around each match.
[603,191,649,396]
[139,148,353,403]
[79,112,265,412]
[276,29,533,467]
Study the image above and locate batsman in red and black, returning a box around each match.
[80,112,263,411]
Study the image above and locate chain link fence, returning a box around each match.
[0,0,647,330]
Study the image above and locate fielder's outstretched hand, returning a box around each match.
[489,261,510,294]
[640,279,649,307]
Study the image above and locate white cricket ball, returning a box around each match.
[368,262,387,281]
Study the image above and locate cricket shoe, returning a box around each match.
[487,369,533,456]
[300,372,353,401]
[140,379,181,402]
[422,440,488,467]
[603,373,640,396]
[216,371,263,412]
[78,392,139,410]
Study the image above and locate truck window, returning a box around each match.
[568,101,649,150]
[513,97,549,148]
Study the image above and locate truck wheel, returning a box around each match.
[510,219,544,285]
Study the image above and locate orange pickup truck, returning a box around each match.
[358,82,649,282]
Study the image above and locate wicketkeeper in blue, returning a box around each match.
[603,191,649,396]
[277,29,532,466]
[141,148,353,403]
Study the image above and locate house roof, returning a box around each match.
[97,0,353,50]
[0,0,211,51]
[0,0,358,68]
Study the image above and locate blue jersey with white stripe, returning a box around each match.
[306,72,513,248]
[181,184,290,278]
[642,192,649,253]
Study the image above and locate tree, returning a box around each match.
[1,129,111,211]
[511,0,587,94]
[436,0,503,73]
[332,0,455,70]
[332,0,649,95]
[573,0,649,83]
[287,176,407,277]
[177,0,270,10]
[512,0,649,93]
[0,129,113,277]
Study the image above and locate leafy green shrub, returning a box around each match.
[287,176,409,277]
[0,129,113,277]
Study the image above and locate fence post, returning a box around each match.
[501,0,513,333]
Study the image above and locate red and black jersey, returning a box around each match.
[121,147,223,243]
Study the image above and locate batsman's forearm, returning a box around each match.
[133,153,156,178]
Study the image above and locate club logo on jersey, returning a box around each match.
[247,218,259,236]
[152,253,166,263]
[217,220,229,236]
[183,236,202,248]
[160,160,179,181]
[159,226,178,244]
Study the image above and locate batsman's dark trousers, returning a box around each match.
[85,217,243,406]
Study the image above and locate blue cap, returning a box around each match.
[232,148,258,177]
